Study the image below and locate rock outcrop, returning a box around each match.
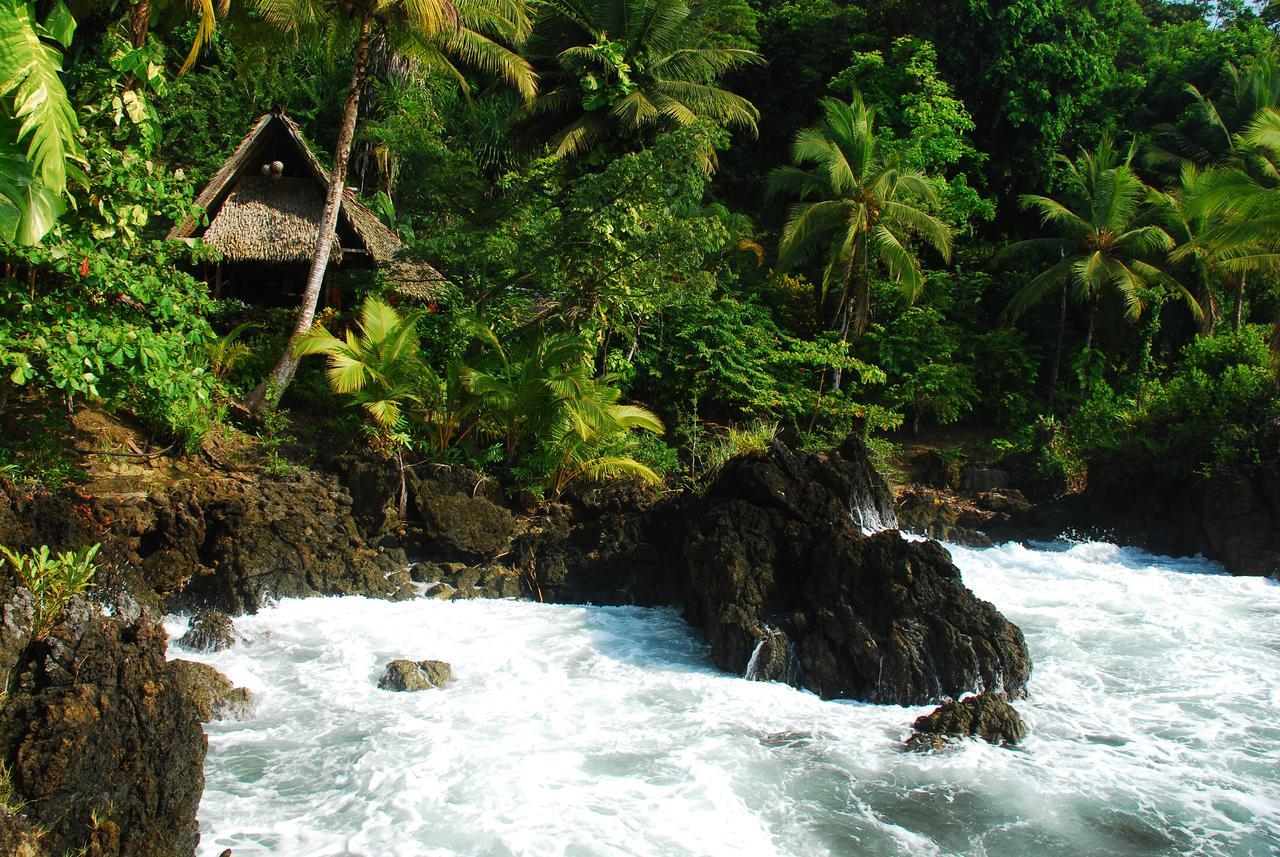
[170,660,255,721]
[0,603,205,857]
[680,438,1031,705]
[906,693,1027,751]
[177,610,236,651]
[378,658,452,691]
[0,468,416,615]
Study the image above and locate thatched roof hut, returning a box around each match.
[168,109,444,303]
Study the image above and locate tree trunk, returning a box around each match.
[1084,299,1097,352]
[245,12,374,415]
[1048,280,1067,405]
[1234,272,1247,331]
[829,288,851,393]
[129,0,151,48]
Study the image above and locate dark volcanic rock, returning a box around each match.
[169,659,254,721]
[683,439,1031,704]
[0,808,45,857]
[906,693,1027,751]
[0,468,416,615]
[177,610,235,651]
[378,658,452,691]
[0,603,206,857]
[0,584,35,681]
[515,482,688,606]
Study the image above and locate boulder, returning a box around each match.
[906,693,1027,751]
[683,439,1031,704]
[0,808,46,857]
[169,660,255,721]
[0,603,206,857]
[377,659,452,692]
[177,610,235,652]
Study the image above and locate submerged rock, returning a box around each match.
[177,610,235,652]
[378,659,452,691]
[906,693,1027,751]
[169,660,255,721]
[0,603,206,857]
[683,437,1032,705]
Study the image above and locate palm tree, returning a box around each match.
[462,328,664,495]
[1151,57,1280,179]
[767,92,953,391]
[544,379,664,498]
[1163,164,1280,332]
[245,0,538,415]
[463,330,597,461]
[521,0,760,160]
[999,137,1199,396]
[296,297,427,516]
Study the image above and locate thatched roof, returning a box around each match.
[169,109,445,300]
[202,176,344,264]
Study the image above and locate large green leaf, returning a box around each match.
[0,0,83,198]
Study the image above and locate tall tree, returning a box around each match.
[245,0,538,414]
[999,137,1198,395]
[767,92,952,390]
[521,0,760,159]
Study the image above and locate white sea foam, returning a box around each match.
[169,540,1280,857]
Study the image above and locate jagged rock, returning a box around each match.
[683,438,1031,705]
[432,564,524,600]
[0,807,46,857]
[377,659,452,691]
[0,603,205,857]
[906,693,1027,751]
[0,585,34,682]
[409,561,442,583]
[169,660,255,721]
[177,610,235,652]
[0,469,417,615]
[414,491,514,561]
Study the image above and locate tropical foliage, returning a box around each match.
[3,0,1280,506]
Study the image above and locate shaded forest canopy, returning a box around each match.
[2,0,1280,498]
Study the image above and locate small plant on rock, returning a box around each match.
[0,543,99,638]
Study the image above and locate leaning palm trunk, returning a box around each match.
[246,13,374,415]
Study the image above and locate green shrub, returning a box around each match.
[0,544,99,638]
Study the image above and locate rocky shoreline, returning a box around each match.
[1,428,1264,854]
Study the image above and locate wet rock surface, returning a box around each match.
[0,603,205,857]
[906,693,1027,751]
[378,659,452,691]
[170,659,255,721]
[681,438,1031,704]
[177,610,235,651]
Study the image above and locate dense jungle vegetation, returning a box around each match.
[3,0,1280,498]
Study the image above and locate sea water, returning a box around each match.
[168,540,1280,857]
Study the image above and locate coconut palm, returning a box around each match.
[1163,163,1280,332]
[296,296,427,515]
[462,328,664,494]
[999,137,1199,395]
[521,0,760,160]
[1151,57,1280,180]
[245,0,538,415]
[767,92,952,390]
[544,379,664,498]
